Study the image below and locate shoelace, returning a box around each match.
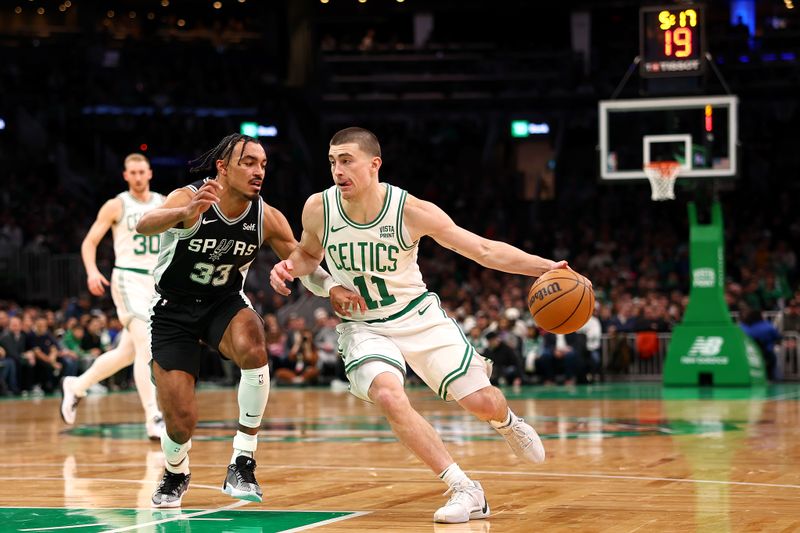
[236,462,257,485]
[158,472,186,495]
[510,419,533,447]
[442,482,479,508]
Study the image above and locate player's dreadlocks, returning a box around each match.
[189,133,260,175]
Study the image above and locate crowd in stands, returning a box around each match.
[1,271,798,396]
[1,3,799,394]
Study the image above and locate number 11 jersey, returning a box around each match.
[321,183,426,321]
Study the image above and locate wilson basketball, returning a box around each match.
[527,269,594,334]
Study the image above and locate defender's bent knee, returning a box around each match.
[238,346,268,370]
[163,410,197,443]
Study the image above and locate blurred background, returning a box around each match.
[0,0,798,394]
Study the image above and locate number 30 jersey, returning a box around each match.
[153,179,264,298]
[322,183,426,321]
[112,191,165,272]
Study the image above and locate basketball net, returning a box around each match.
[644,161,680,201]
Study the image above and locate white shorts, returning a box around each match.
[111,267,157,328]
[337,292,492,402]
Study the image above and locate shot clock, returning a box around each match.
[640,5,705,77]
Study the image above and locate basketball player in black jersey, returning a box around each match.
[137,133,365,508]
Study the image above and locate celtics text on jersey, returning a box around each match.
[322,183,427,321]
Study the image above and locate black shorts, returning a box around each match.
[149,291,255,379]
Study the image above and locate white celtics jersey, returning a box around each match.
[322,183,426,321]
[111,191,165,273]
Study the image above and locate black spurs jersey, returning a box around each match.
[153,179,264,297]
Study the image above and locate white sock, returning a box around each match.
[438,463,470,488]
[237,365,269,428]
[490,408,514,430]
[231,431,257,463]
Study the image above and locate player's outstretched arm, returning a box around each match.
[81,198,122,296]
[404,194,567,277]
[136,181,220,235]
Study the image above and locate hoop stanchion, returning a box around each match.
[644,161,681,201]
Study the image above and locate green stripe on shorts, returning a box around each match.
[437,345,474,400]
[345,354,407,376]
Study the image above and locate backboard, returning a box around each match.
[598,95,738,181]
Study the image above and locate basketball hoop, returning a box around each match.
[644,161,681,201]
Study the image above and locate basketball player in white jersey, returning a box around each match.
[60,153,165,440]
[271,127,580,524]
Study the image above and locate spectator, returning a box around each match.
[60,323,93,372]
[263,313,287,378]
[0,344,14,396]
[0,316,33,394]
[27,317,77,393]
[483,330,525,386]
[537,332,583,385]
[578,308,602,379]
[313,310,345,386]
[740,308,782,381]
[781,299,800,332]
[275,328,319,385]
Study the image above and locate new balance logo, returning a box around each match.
[330,225,348,233]
[243,222,256,231]
[202,218,217,225]
[688,336,724,356]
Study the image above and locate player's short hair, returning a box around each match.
[124,153,150,168]
[189,133,261,175]
[330,127,381,158]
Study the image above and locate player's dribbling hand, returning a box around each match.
[270,259,295,296]
[185,179,222,218]
[549,260,593,289]
[329,286,367,317]
[87,272,110,296]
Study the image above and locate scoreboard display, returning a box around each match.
[640,5,705,77]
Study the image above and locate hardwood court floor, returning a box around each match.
[1,382,799,532]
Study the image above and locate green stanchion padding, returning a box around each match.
[663,201,766,386]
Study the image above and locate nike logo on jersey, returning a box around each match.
[330,225,348,233]
[418,303,432,315]
[202,218,217,225]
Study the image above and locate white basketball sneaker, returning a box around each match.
[495,415,545,464]
[433,480,490,524]
[60,376,81,425]
[146,414,166,441]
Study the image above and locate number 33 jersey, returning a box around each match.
[321,183,426,321]
[153,179,264,298]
